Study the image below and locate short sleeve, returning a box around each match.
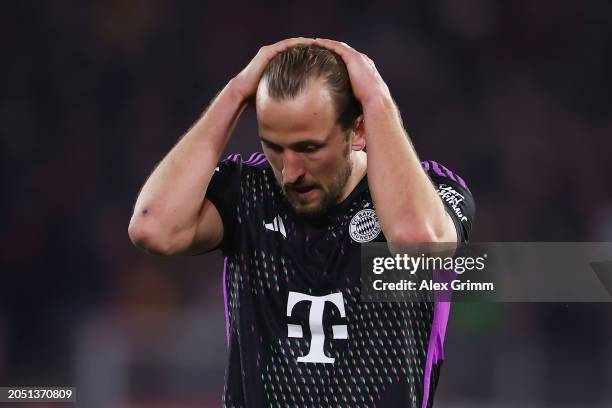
[205,154,242,253]
[422,160,475,243]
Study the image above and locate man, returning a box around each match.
[129,38,475,407]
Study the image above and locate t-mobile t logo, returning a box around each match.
[286,291,348,364]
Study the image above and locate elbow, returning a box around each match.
[128,214,177,257]
[385,222,455,244]
[385,229,435,244]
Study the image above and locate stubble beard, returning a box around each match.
[281,150,353,220]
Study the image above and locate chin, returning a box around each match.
[283,190,336,219]
[290,200,331,220]
[292,202,321,215]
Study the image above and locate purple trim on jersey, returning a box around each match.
[249,157,267,166]
[222,153,240,163]
[455,174,467,188]
[421,301,451,408]
[422,160,468,189]
[223,257,230,346]
[247,156,268,166]
[429,161,447,179]
[244,152,268,166]
[439,162,468,189]
[438,162,458,183]
[220,152,268,167]
[246,152,260,163]
[245,152,264,164]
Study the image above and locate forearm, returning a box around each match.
[130,80,247,244]
[364,96,455,243]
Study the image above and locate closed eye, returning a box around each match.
[262,140,283,153]
[294,143,323,153]
[261,139,324,154]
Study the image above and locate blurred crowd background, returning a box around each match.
[1,0,611,406]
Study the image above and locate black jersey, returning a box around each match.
[205,152,475,408]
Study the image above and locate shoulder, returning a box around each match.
[218,152,271,173]
[214,152,277,201]
[421,160,469,190]
[421,159,475,242]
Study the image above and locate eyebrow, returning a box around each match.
[260,137,325,150]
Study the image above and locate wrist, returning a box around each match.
[227,77,253,106]
[361,90,395,114]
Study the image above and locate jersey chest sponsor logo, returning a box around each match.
[286,291,348,364]
[349,208,381,243]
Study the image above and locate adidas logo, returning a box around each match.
[264,215,286,238]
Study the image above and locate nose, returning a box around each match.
[281,151,305,185]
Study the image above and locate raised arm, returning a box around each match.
[313,39,457,244]
[128,38,314,256]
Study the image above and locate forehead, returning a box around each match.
[256,78,337,142]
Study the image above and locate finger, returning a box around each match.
[312,38,357,58]
[253,38,314,69]
[363,54,376,68]
[256,37,314,62]
[314,38,354,50]
[271,37,315,51]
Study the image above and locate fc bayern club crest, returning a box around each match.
[349,209,381,243]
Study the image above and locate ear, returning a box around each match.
[350,114,366,151]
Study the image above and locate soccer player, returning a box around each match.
[129,38,475,407]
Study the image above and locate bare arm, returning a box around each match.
[128,38,315,256]
[128,82,246,256]
[314,39,456,244]
[361,96,457,243]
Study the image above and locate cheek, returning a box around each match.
[269,161,283,181]
[263,151,281,172]
[307,152,343,180]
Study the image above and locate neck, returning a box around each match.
[338,150,367,203]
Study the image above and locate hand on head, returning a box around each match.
[232,37,316,102]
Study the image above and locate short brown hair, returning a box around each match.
[261,45,362,131]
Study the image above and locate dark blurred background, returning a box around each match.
[1,0,611,407]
